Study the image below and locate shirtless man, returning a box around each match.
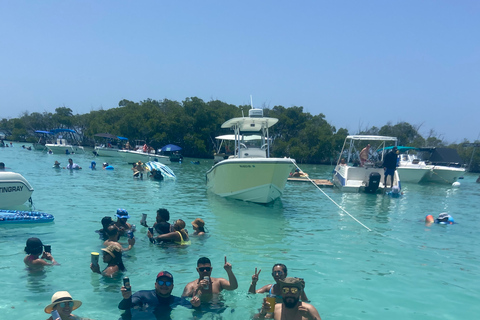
[104,224,135,251]
[359,144,370,167]
[182,256,238,303]
[256,277,321,320]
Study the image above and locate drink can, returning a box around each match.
[127,230,134,239]
[140,213,147,225]
[91,252,99,266]
[203,276,210,290]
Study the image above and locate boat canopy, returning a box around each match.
[50,128,76,134]
[35,130,52,134]
[380,146,417,152]
[346,135,397,141]
[215,134,262,141]
[221,117,279,132]
[117,136,128,140]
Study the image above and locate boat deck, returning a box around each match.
[287,177,334,187]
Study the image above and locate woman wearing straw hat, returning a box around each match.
[44,291,92,320]
[191,218,206,236]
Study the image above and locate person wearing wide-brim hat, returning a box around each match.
[114,208,134,237]
[90,244,126,278]
[191,218,206,236]
[257,277,322,319]
[44,291,91,320]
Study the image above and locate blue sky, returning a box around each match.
[1,1,479,143]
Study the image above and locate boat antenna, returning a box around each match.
[250,95,253,109]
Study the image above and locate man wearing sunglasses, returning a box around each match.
[256,277,321,320]
[119,270,200,319]
[182,256,238,304]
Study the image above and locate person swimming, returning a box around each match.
[425,212,454,226]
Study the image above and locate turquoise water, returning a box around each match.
[1,144,479,320]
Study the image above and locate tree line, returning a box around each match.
[1,97,479,172]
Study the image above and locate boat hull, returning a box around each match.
[0,172,34,208]
[94,146,121,157]
[424,166,465,183]
[396,167,431,183]
[118,150,171,164]
[45,144,85,154]
[206,158,295,203]
[333,165,401,193]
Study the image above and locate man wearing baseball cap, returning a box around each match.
[119,270,200,318]
[256,277,321,319]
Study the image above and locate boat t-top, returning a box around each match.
[206,108,295,203]
[44,128,85,154]
[333,135,401,193]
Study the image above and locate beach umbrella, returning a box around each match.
[160,144,182,152]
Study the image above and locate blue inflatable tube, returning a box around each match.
[0,210,54,224]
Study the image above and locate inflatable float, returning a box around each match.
[0,210,54,224]
[145,161,176,179]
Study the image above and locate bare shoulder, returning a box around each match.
[256,283,272,293]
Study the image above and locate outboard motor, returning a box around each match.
[365,172,381,193]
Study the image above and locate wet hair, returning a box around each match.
[24,237,43,255]
[106,225,119,237]
[174,219,186,230]
[101,216,113,230]
[156,208,170,221]
[0,162,5,169]
[273,263,288,275]
[197,257,211,266]
[112,249,126,272]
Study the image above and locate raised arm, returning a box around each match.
[220,256,238,290]
[248,268,261,293]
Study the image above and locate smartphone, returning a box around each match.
[51,309,60,320]
[44,245,51,253]
[123,277,131,291]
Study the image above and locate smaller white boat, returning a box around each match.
[394,147,465,184]
[0,172,34,208]
[93,133,128,157]
[45,129,85,154]
[32,130,52,151]
[118,140,170,164]
[333,135,401,193]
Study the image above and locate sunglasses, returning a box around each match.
[198,267,212,272]
[282,287,299,294]
[157,280,173,287]
[272,271,284,276]
[56,301,74,308]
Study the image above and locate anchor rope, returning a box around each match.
[292,162,373,232]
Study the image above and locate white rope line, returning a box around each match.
[292,162,372,232]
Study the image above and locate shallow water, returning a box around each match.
[1,144,479,320]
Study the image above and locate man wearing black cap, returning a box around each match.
[256,277,321,319]
[119,271,200,319]
[382,146,399,188]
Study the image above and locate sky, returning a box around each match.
[1,1,479,143]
